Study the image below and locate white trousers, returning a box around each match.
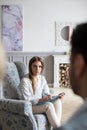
[32,99,62,129]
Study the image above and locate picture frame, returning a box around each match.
[55,21,74,52]
[1,5,23,51]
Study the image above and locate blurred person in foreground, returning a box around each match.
[54,22,87,130]
[0,43,5,90]
[0,44,5,80]
[0,44,5,130]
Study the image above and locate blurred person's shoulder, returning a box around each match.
[59,101,87,130]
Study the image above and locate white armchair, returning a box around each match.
[0,61,51,130]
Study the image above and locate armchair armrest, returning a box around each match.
[0,99,32,116]
[0,99,38,130]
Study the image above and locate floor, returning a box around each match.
[49,87,84,124]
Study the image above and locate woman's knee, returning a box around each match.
[44,102,54,112]
[54,99,62,105]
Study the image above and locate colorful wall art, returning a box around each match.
[2,5,23,51]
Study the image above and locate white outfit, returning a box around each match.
[54,100,87,130]
[18,74,62,129]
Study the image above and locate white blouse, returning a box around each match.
[18,74,50,104]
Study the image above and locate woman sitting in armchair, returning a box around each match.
[18,56,64,129]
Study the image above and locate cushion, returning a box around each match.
[14,61,27,80]
[3,62,21,99]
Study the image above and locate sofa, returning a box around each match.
[0,61,51,130]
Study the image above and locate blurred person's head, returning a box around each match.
[0,44,5,80]
[70,23,87,99]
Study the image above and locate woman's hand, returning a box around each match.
[45,95,52,100]
[57,92,65,99]
[39,95,52,103]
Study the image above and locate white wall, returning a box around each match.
[0,0,87,52]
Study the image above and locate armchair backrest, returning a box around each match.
[3,61,27,99]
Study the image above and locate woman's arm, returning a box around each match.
[38,95,52,103]
[42,76,51,96]
[36,76,52,103]
[18,78,39,104]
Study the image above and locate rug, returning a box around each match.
[50,87,84,124]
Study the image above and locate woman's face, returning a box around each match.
[31,61,43,76]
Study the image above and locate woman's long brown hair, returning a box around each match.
[28,56,44,94]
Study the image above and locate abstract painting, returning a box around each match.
[1,5,23,51]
